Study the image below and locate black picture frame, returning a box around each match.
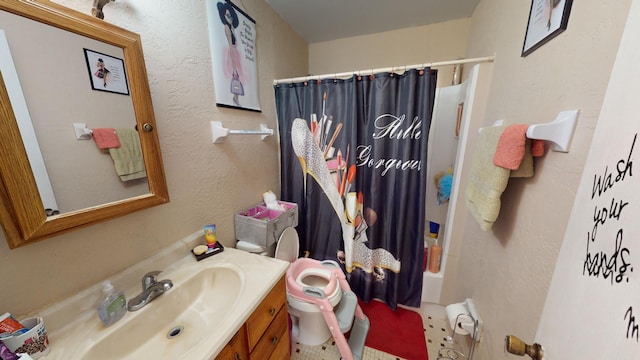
[522,0,573,57]
[83,48,130,95]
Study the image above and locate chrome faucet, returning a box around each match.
[127,270,173,312]
[142,270,163,291]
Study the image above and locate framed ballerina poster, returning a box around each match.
[83,48,129,95]
[522,0,573,57]
[206,0,261,112]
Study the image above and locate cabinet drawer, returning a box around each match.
[267,321,291,360]
[215,327,249,360]
[246,278,286,350]
[250,307,288,360]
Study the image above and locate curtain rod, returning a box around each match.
[273,56,495,85]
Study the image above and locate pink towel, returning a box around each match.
[531,138,545,156]
[493,124,544,170]
[92,128,120,149]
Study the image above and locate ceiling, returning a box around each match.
[265,0,480,43]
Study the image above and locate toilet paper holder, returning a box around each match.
[440,298,483,360]
[446,298,483,341]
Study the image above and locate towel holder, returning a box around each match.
[210,121,274,144]
[526,109,579,152]
[73,122,93,140]
[74,123,146,140]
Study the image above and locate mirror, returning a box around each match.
[0,0,169,248]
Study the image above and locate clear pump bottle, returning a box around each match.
[97,281,126,326]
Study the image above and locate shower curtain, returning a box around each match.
[274,69,437,308]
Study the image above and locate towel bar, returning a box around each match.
[526,109,579,152]
[73,123,142,140]
[73,122,93,140]
[210,121,273,143]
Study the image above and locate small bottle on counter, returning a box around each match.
[97,281,126,326]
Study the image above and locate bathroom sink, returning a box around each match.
[39,247,288,360]
[82,263,244,360]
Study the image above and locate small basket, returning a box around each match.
[2,317,50,359]
[234,201,298,248]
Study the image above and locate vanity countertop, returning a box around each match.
[35,237,289,360]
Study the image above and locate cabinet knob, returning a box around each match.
[142,123,154,132]
[233,353,241,360]
[271,336,279,345]
[269,307,276,316]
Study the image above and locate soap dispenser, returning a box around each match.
[97,281,126,326]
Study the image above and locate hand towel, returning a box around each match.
[531,138,545,156]
[465,125,510,231]
[493,124,545,170]
[510,139,534,178]
[92,128,120,149]
[108,129,146,181]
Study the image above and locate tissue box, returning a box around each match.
[234,201,298,248]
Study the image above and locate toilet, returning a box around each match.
[237,226,369,359]
[274,227,343,346]
[236,226,353,347]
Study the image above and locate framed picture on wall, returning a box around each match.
[522,0,573,57]
[206,0,261,112]
[83,48,130,95]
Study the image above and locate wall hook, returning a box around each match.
[210,121,273,144]
[526,109,579,152]
[91,0,114,20]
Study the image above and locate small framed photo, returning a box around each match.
[83,48,130,95]
[522,0,573,57]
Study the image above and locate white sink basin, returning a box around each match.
[83,262,244,359]
[37,246,288,360]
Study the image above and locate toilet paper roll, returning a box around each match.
[445,302,475,336]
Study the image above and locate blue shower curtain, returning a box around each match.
[274,69,437,309]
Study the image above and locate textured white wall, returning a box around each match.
[309,18,470,88]
[0,0,307,316]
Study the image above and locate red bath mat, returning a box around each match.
[359,299,429,360]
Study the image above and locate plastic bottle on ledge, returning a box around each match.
[423,238,429,272]
[428,237,442,274]
[97,281,126,326]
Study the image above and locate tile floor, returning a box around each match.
[290,303,459,360]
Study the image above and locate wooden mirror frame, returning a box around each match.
[0,0,169,249]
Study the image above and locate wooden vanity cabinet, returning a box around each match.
[215,277,289,360]
[215,327,249,360]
